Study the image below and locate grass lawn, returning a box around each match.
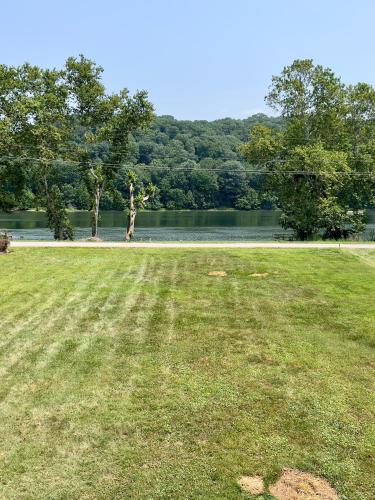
[1,248,374,499]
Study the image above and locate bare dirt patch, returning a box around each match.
[250,272,269,277]
[238,475,264,495]
[208,271,227,276]
[269,468,338,499]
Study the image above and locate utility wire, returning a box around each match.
[0,155,374,176]
[0,154,284,165]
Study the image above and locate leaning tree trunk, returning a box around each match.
[125,208,137,241]
[125,182,136,241]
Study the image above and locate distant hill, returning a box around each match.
[130,113,283,164]
[57,114,284,211]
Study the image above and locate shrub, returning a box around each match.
[0,232,11,253]
[234,188,259,210]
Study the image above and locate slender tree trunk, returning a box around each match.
[125,182,136,241]
[125,208,137,241]
[92,184,101,238]
[89,168,103,239]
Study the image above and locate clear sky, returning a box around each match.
[2,0,375,120]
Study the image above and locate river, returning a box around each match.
[1,210,374,241]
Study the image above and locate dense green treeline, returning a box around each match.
[19,114,283,212]
[1,56,374,241]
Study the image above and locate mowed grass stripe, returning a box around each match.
[0,251,158,496]
[0,248,374,499]
[0,256,141,383]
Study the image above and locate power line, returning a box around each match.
[0,154,284,165]
[0,155,374,176]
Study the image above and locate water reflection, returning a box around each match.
[1,209,374,241]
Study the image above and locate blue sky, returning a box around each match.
[2,0,375,120]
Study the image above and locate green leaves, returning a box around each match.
[240,59,375,239]
[65,55,105,120]
[46,185,74,240]
[266,59,346,150]
[240,124,283,163]
[126,171,137,187]
[0,54,154,237]
[273,144,354,238]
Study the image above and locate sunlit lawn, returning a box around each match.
[1,248,374,498]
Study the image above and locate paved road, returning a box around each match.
[10,241,375,249]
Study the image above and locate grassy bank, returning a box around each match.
[1,248,374,498]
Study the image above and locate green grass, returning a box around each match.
[1,248,374,499]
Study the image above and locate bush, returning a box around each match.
[0,232,11,253]
[166,189,187,209]
[234,188,259,210]
[47,186,74,240]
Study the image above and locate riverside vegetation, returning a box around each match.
[1,58,375,241]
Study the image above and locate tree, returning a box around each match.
[234,188,259,210]
[0,66,32,212]
[85,163,109,238]
[25,65,74,240]
[319,200,366,240]
[124,171,155,241]
[266,59,346,150]
[0,63,74,238]
[188,170,219,208]
[241,59,372,239]
[46,186,74,240]
[239,124,282,163]
[271,144,354,239]
[217,161,248,206]
[345,83,375,155]
[0,160,28,211]
[344,83,375,210]
[65,55,153,238]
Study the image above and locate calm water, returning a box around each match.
[1,210,374,241]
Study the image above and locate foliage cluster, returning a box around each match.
[1,57,374,240]
[241,60,375,239]
[15,114,283,213]
[0,55,154,239]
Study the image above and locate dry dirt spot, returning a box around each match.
[208,271,227,276]
[238,475,264,495]
[250,272,269,277]
[269,468,338,499]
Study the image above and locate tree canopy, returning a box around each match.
[1,56,374,241]
[241,59,375,239]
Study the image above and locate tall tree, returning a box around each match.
[0,65,30,211]
[266,59,346,150]
[344,83,375,209]
[65,55,154,238]
[272,144,352,239]
[242,59,372,239]
[1,63,74,238]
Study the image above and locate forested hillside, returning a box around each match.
[54,114,283,211]
[3,56,374,241]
